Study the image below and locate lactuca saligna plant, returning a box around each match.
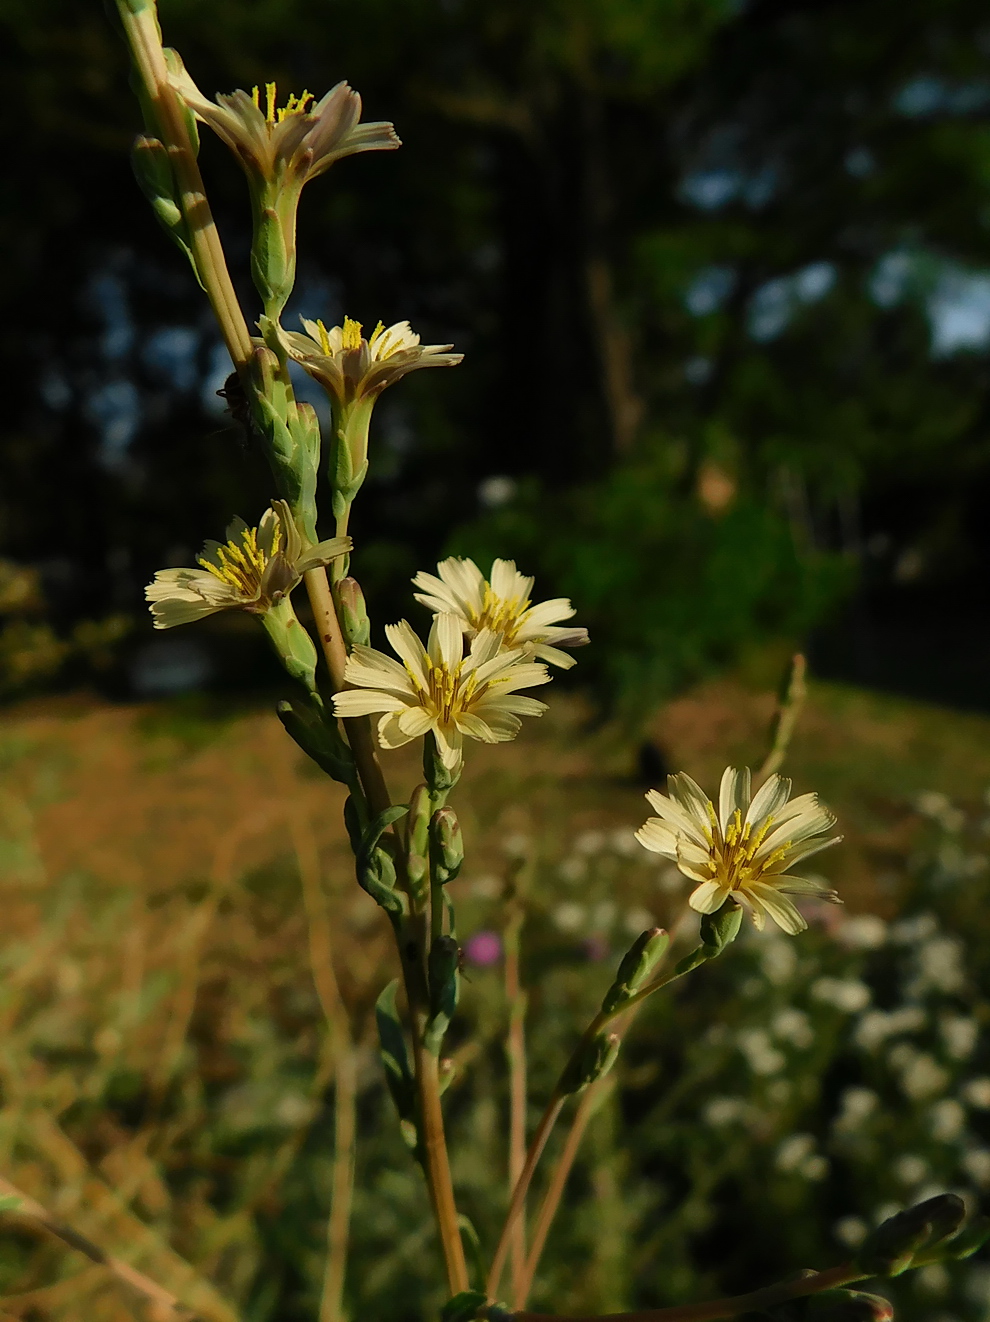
[8,2,983,1318]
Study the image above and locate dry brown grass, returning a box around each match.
[1,676,989,1314]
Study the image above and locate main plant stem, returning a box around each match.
[116,2,253,373]
[302,567,469,1295]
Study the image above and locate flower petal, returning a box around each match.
[332,689,408,718]
[385,620,430,689]
[748,883,807,935]
[746,774,792,829]
[688,880,727,914]
[634,819,679,857]
[718,767,752,834]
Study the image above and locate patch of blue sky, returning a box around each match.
[869,247,990,356]
[143,326,200,392]
[684,265,737,315]
[89,271,134,363]
[746,261,837,341]
[894,75,990,118]
[85,379,140,467]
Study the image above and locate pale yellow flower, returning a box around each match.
[332,613,550,772]
[636,768,841,935]
[168,67,399,189]
[412,556,588,669]
[281,316,462,408]
[145,501,349,628]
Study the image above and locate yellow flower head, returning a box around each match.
[145,501,349,629]
[332,614,551,773]
[169,59,399,187]
[280,316,463,407]
[413,557,588,669]
[636,768,842,935]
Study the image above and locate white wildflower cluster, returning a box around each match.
[775,1133,828,1180]
[810,976,872,1013]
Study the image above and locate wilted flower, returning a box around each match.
[412,557,588,669]
[635,767,841,935]
[169,64,400,312]
[145,501,348,628]
[169,73,400,189]
[331,613,550,773]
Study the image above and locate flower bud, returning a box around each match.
[251,205,293,313]
[855,1194,966,1277]
[560,1032,621,1096]
[261,598,319,693]
[430,807,464,887]
[601,928,669,1014]
[276,697,354,787]
[404,784,431,913]
[700,897,744,954]
[804,1290,893,1322]
[336,577,369,648]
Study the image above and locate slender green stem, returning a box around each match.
[509,1263,861,1322]
[486,1093,566,1301]
[115,2,253,372]
[517,1073,614,1308]
[757,652,806,782]
[504,897,528,1306]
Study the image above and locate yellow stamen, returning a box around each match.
[266,82,277,125]
[198,523,280,598]
[342,317,363,351]
[315,319,333,355]
[473,583,531,641]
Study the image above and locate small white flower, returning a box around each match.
[623,906,657,937]
[413,557,588,669]
[941,1014,979,1060]
[912,936,966,994]
[772,1008,814,1049]
[610,828,641,857]
[636,768,841,935]
[892,1154,929,1186]
[703,1097,749,1126]
[890,913,938,944]
[331,614,551,773]
[854,1006,925,1052]
[574,829,606,855]
[929,1099,967,1141]
[145,501,349,628]
[891,1047,948,1101]
[963,1078,990,1110]
[811,977,872,1013]
[776,1133,815,1171]
[836,914,888,950]
[962,1149,990,1189]
[737,1028,786,1076]
[558,856,587,884]
[590,901,617,932]
[834,1216,869,1248]
[552,902,586,934]
[916,1263,951,1296]
[833,1087,879,1137]
[759,938,798,985]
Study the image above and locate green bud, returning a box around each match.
[430,807,464,887]
[424,731,461,798]
[337,577,370,648]
[559,1032,621,1096]
[251,206,293,314]
[700,898,743,954]
[404,784,432,913]
[261,598,319,692]
[130,135,199,273]
[856,1195,966,1277]
[276,697,356,788]
[939,1214,990,1261]
[355,804,410,921]
[602,927,670,1014]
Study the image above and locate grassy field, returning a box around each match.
[1,674,989,1318]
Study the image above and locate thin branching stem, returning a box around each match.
[504,886,528,1305]
[0,1176,197,1317]
[509,1263,860,1322]
[756,653,807,782]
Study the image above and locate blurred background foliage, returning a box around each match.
[6,0,990,711]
